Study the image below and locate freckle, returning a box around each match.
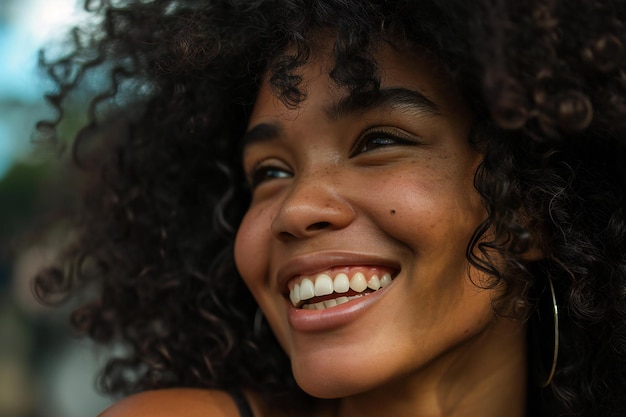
[390,209,396,215]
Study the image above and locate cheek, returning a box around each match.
[364,173,482,240]
[234,206,273,290]
[360,171,485,294]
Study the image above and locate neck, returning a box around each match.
[326,318,527,417]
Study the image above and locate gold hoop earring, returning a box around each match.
[537,276,559,387]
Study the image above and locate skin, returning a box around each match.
[234,41,527,417]
[96,389,290,417]
[99,41,527,417]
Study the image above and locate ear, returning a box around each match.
[521,245,546,261]
[519,225,548,261]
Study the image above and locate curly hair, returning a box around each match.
[34,0,626,416]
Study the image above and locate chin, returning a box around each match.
[290,351,392,399]
[294,371,373,399]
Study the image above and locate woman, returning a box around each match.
[35,0,626,416]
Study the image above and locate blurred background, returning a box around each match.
[0,0,113,415]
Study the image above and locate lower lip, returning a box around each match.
[287,281,394,332]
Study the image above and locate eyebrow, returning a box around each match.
[242,87,440,147]
[242,122,282,148]
[326,87,440,120]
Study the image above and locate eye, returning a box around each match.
[248,162,293,188]
[350,127,418,156]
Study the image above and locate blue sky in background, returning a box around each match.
[0,0,85,178]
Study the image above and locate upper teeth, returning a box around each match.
[289,271,393,308]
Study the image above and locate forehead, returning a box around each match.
[247,41,471,132]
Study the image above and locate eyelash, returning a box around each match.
[247,127,417,188]
[248,163,293,188]
[350,127,417,156]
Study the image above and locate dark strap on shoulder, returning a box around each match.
[228,390,255,417]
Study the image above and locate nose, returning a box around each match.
[270,170,355,240]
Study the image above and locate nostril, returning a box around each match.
[306,221,330,232]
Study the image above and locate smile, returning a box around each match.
[288,267,395,310]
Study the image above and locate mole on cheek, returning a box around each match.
[390,209,396,215]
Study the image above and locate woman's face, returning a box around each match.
[234,42,504,398]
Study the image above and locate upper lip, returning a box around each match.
[275,250,400,294]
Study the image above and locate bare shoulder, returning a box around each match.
[97,388,243,417]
